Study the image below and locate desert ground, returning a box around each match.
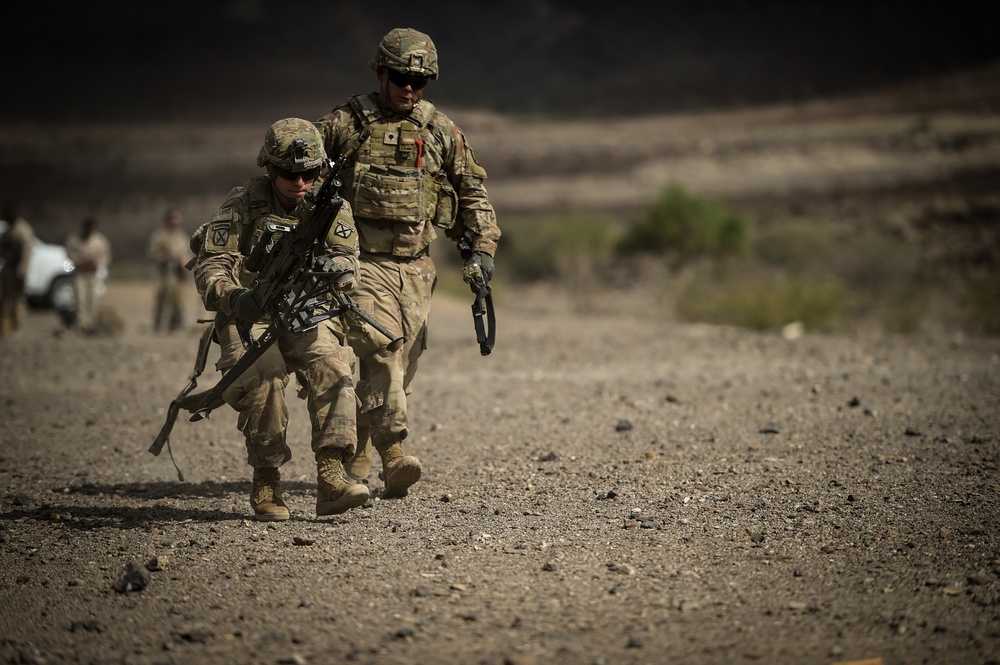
[1,65,999,665]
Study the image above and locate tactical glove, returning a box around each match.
[463,251,495,286]
[230,288,265,322]
[313,255,355,291]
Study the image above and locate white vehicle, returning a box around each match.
[0,220,77,324]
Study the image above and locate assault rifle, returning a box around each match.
[457,230,496,356]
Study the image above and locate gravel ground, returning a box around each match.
[0,281,998,665]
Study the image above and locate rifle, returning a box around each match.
[187,155,403,426]
[457,231,496,356]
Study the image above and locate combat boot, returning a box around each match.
[376,441,422,498]
[344,437,373,481]
[316,449,370,516]
[250,467,290,522]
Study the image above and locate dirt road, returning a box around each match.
[0,281,998,664]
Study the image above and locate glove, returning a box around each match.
[332,271,355,292]
[230,288,264,322]
[314,255,355,291]
[463,251,495,285]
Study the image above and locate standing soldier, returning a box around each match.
[65,217,112,334]
[148,209,192,332]
[192,117,367,521]
[316,27,501,497]
[0,203,35,336]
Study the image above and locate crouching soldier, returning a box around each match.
[191,118,368,521]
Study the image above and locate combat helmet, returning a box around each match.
[369,27,439,80]
[257,118,327,171]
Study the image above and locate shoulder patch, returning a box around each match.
[206,220,240,252]
[464,145,488,178]
[334,221,354,239]
[324,204,358,250]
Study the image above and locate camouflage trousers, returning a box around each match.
[0,269,26,336]
[153,271,185,332]
[347,252,435,446]
[216,318,357,468]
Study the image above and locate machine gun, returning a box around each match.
[149,155,402,469]
[188,155,403,422]
[457,230,496,356]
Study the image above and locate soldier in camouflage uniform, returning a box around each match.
[316,28,501,497]
[192,118,368,521]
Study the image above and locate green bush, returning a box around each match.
[677,272,848,332]
[616,182,751,260]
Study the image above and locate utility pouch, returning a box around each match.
[352,163,425,223]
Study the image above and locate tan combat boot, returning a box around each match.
[250,467,290,521]
[316,449,370,516]
[377,441,422,498]
[344,437,373,482]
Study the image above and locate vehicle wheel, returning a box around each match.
[49,276,77,327]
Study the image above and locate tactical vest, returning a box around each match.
[343,95,457,257]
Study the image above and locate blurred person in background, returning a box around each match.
[148,209,192,332]
[0,203,35,337]
[316,27,501,497]
[65,217,111,334]
[191,117,366,521]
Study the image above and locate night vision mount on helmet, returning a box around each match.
[369,27,439,80]
[257,118,327,172]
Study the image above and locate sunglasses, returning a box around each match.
[387,69,429,90]
[275,167,321,182]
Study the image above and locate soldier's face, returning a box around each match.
[268,166,316,209]
[378,68,426,112]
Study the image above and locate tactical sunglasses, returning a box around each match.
[387,69,429,90]
[275,167,321,182]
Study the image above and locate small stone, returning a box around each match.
[541,561,557,572]
[112,560,151,593]
[905,427,922,437]
[537,452,559,462]
[968,571,992,585]
[848,396,861,407]
[146,555,166,571]
[626,635,644,648]
[615,420,634,432]
[292,537,314,546]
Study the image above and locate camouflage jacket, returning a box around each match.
[316,93,499,258]
[192,175,359,317]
